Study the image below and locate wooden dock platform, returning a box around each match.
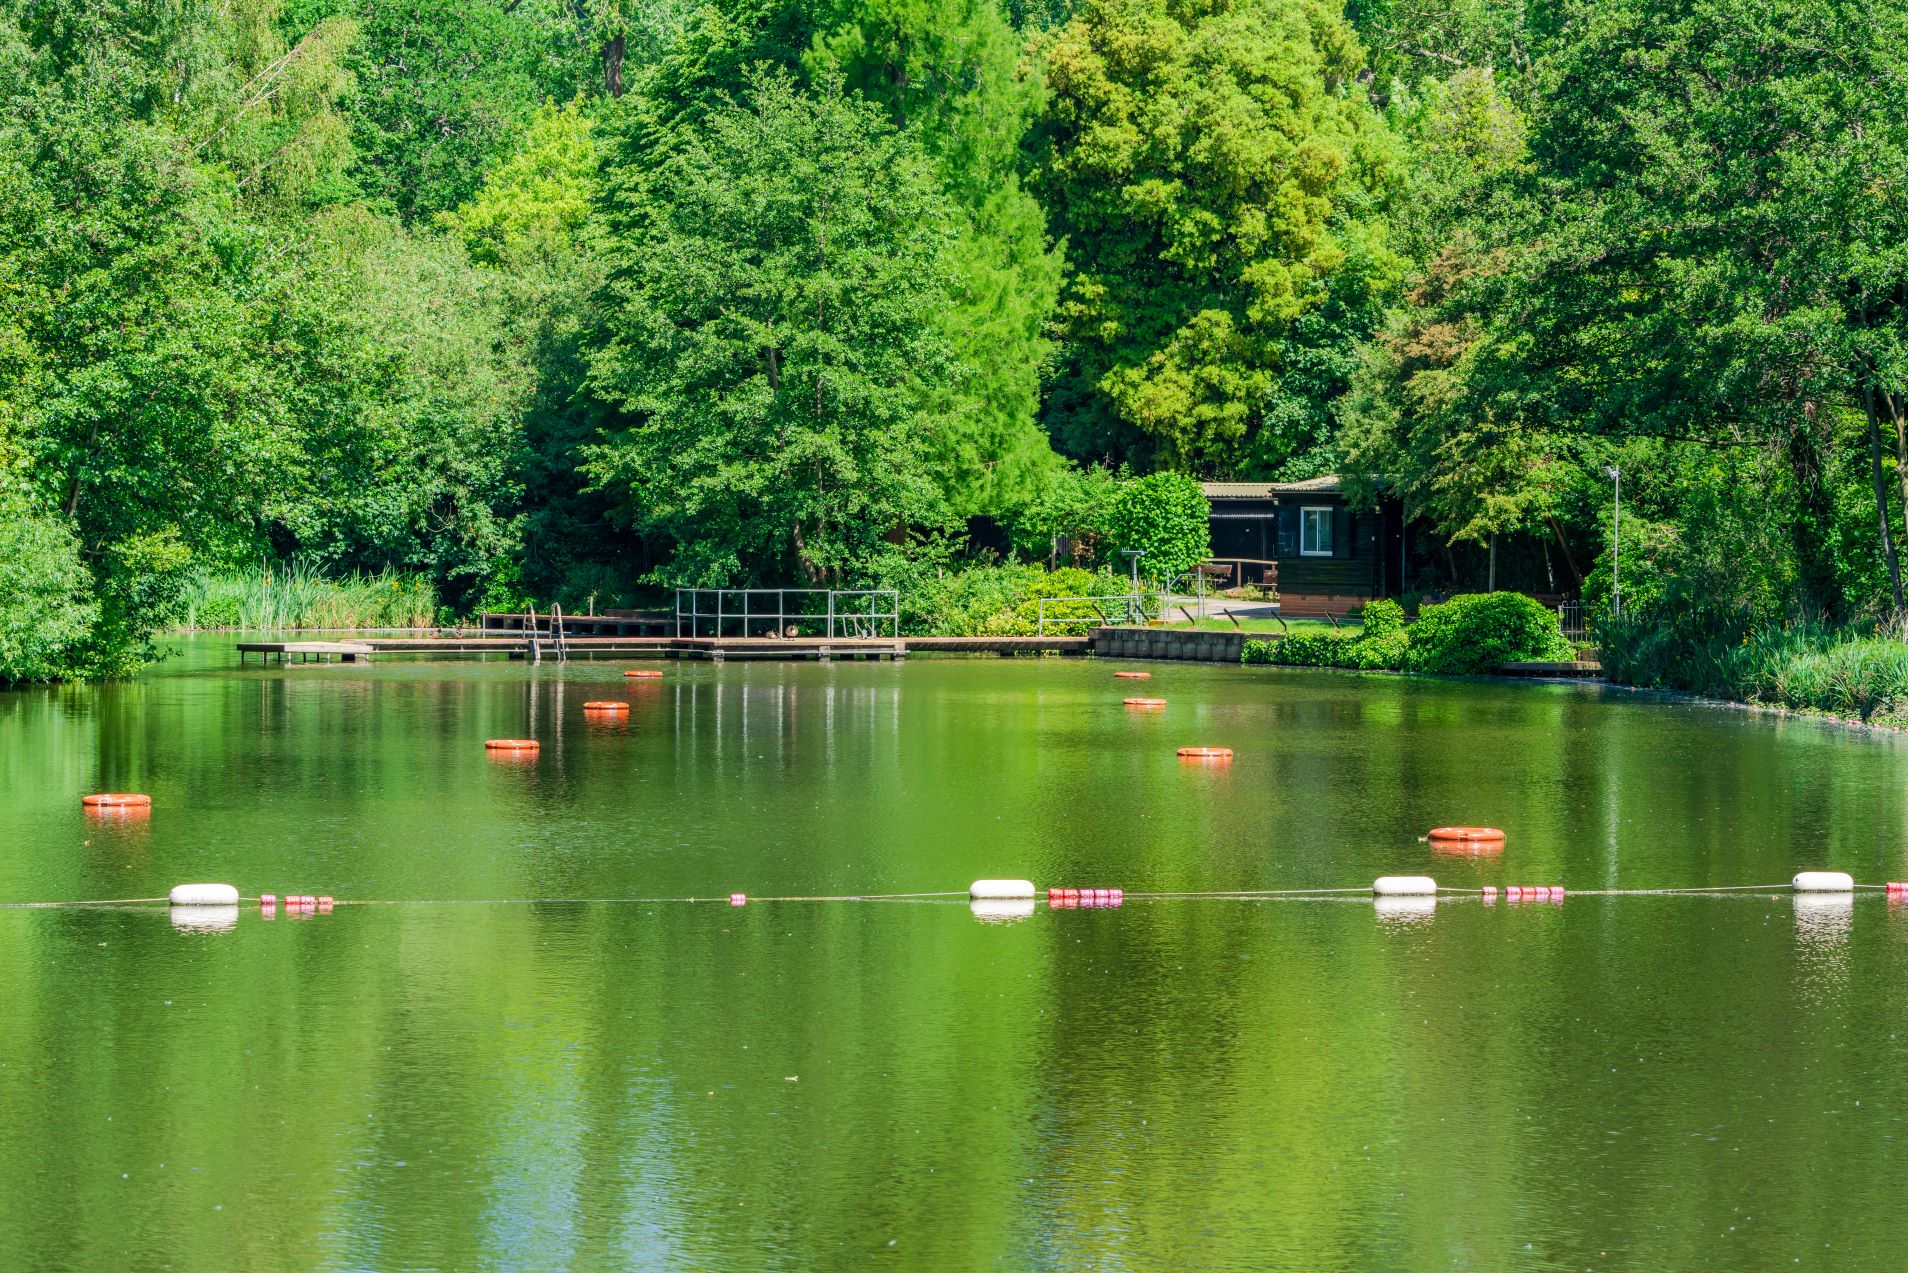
[237,634,1090,664]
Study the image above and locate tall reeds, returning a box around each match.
[1601,614,1908,723]
[179,562,439,631]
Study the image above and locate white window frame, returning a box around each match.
[1299,506,1334,557]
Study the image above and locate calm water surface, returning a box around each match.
[2,638,1907,1270]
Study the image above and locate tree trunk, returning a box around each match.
[1863,381,1904,616]
[1786,415,1842,620]
[601,33,625,98]
[1887,390,1908,564]
[1547,516,1584,589]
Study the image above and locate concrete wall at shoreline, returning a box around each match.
[1090,627,1246,664]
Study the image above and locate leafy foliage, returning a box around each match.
[1103,472,1210,580]
[584,70,953,586]
[1032,0,1397,473]
[1404,592,1572,674]
[0,491,95,683]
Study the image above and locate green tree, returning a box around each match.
[1464,0,1908,620]
[322,0,592,220]
[1104,471,1210,581]
[0,488,96,684]
[437,97,599,267]
[809,0,1067,523]
[440,96,623,606]
[1031,0,1398,475]
[584,70,954,585]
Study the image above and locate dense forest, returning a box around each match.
[4,0,1908,691]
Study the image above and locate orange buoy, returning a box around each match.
[1177,747,1233,762]
[82,793,151,810]
[582,701,629,712]
[484,739,540,752]
[1114,671,1152,680]
[623,669,664,679]
[1428,826,1506,845]
[1123,697,1167,708]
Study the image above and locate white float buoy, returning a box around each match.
[970,879,1036,900]
[970,899,1037,924]
[1373,875,1437,896]
[1791,871,1854,893]
[1374,895,1437,921]
[168,883,240,907]
[169,905,239,933]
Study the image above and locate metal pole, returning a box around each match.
[1606,465,1622,618]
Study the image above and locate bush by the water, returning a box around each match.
[900,564,1139,636]
[1243,594,1572,675]
[181,563,440,631]
[1601,612,1908,723]
[0,496,97,684]
[1243,599,1411,670]
[1405,593,1573,674]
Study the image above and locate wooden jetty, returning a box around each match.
[237,634,1090,664]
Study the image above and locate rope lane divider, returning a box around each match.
[8,876,1908,912]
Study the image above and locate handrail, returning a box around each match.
[673,588,899,640]
[1036,593,1160,635]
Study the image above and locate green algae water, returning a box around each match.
[4,639,1908,1270]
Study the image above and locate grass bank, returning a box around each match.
[178,564,440,631]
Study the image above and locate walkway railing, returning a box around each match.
[1036,594,1160,635]
[674,589,899,640]
[1557,600,1588,642]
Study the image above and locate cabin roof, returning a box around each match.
[1200,476,1343,499]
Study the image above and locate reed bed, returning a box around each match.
[179,563,439,631]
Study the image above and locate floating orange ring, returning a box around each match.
[1178,747,1233,762]
[484,739,540,751]
[1123,697,1167,708]
[582,701,629,711]
[1114,671,1152,680]
[82,793,151,809]
[1428,826,1506,844]
[623,669,664,679]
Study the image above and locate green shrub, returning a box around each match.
[1405,592,1573,674]
[982,567,1137,635]
[902,564,1139,636]
[1360,598,1405,638]
[0,496,97,684]
[1251,626,1409,671]
[1105,472,1211,582]
[1350,629,1410,670]
[899,562,1044,636]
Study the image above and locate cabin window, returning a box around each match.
[1300,506,1334,556]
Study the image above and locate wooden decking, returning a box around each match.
[1498,660,1605,679]
[237,634,1090,664]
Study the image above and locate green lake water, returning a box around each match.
[3,637,1907,1270]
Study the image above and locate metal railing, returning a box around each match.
[1557,600,1588,642]
[1036,594,1160,635]
[674,589,899,640]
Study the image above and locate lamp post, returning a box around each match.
[1121,549,1145,625]
[1605,465,1621,618]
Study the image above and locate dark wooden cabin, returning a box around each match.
[1201,478,1408,617]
